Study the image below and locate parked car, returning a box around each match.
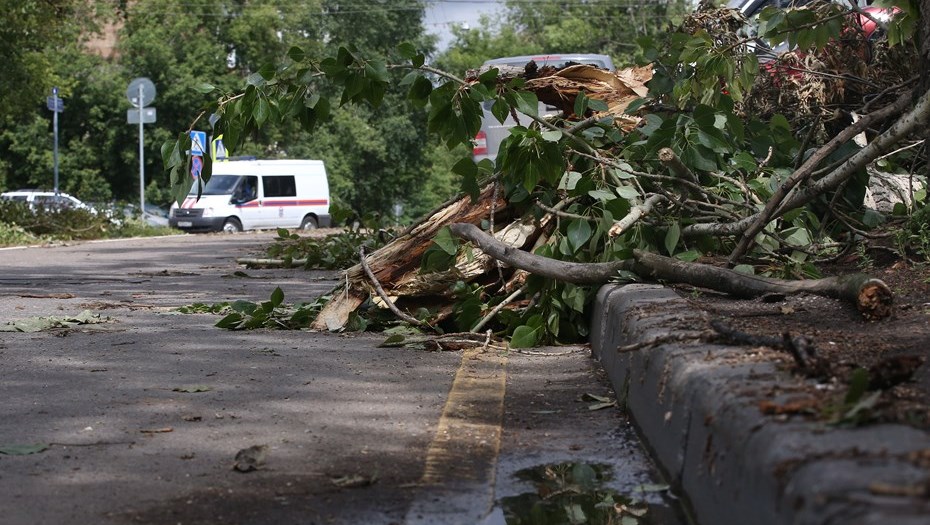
[472,54,616,164]
[0,189,96,213]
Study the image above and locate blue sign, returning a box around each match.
[190,131,207,156]
[46,96,64,113]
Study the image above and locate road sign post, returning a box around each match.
[47,87,64,195]
[127,78,156,213]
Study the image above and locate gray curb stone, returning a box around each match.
[591,283,930,525]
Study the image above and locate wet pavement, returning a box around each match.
[1,233,684,524]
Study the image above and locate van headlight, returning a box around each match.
[203,207,214,217]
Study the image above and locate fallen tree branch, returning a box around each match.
[449,222,894,319]
[683,88,930,239]
[729,91,913,264]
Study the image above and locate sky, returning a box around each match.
[423,0,504,51]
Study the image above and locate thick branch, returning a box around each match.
[449,223,894,319]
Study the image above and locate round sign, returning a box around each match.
[127,77,156,108]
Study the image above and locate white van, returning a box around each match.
[169,159,331,233]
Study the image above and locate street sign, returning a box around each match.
[127,107,157,124]
[191,155,204,179]
[46,96,64,113]
[211,134,229,161]
[126,77,156,108]
[190,131,207,156]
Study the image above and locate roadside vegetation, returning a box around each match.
[0,201,176,247]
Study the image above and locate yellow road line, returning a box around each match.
[407,346,508,523]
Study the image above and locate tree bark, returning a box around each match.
[309,185,506,331]
[449,222,894,319]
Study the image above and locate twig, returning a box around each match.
[359,247,431,329]
[534,200,592,221]
[471,284,528,333]
[709,319,827,376]
[616,332,710,353]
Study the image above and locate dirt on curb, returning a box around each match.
[675,251,930,431]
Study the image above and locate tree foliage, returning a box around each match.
[164,0,927,343]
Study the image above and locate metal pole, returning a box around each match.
[138,84,145,213]
[52,87,59,195]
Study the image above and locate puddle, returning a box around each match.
[494,462,681,525]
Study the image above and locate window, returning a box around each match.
[262,175,296,197]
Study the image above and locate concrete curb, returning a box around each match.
[591,283,930,525]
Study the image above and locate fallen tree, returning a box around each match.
[169,2,928,343]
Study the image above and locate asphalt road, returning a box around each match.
[0,232,683,525]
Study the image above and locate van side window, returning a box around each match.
[262,175,297,198]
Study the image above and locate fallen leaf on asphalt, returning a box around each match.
[172,385,212,393]
[330,473,378,488]
[581,393,617,410]
[17,293,75,299]
[233,445,268,472]
[140,427,174,434]
[181,415,202,422]
[0,443,51,455]
[0,310,110,332]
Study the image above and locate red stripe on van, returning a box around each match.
[236,199,329,208]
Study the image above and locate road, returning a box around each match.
[0,233,683,525]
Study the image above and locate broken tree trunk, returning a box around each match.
[310,185,507,331]
[448,223,894,320]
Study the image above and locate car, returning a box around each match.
[472,53,616,164]
[0,189,96,213]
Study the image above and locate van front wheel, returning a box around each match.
[222,218,242,233]
[300,215,318,230]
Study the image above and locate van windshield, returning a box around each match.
[188,175,242,196]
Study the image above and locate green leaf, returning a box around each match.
[511,91,538,117]
[615,185,640,200]
[491,97,510,124]
[587,98,609,112]
[270,287,285,307]
[0,443,51,455]
[216,313,244,329]
[664,223,681,255]
[541,130,563,142]
[674,249,700,262]
[510,325,541,348]
[845,368,870,404]
[287,46,305,62]
[408,76,433,106]
[379,334,406,347]
[432,227,459,256]
[451,157,478,178]
[397,42,417,59]
[567,220,593,253]
[574,91,589,117]
[559,171,582,190]
[194,83,216,94]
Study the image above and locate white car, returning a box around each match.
[0,189,96,213]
